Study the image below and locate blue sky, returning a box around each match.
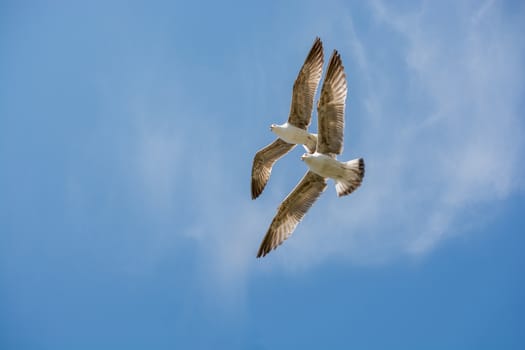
[1,0,524,348]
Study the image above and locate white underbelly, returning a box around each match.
[306,156,343,179]
[274,124,310,145]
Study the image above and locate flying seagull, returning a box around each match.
[257,50,365,258]
[251,37,324,200]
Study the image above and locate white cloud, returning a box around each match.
[194,0,524,271]
[277,0,525,265]
[125,0,524,280]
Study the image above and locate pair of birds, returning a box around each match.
[251,37,365,258]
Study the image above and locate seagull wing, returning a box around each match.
[288,37,324,130]
[317,50,347,156]
[251,139,296,199]
[257,171,327,257]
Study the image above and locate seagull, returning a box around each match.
[257,50,365,258]
[251,37,324,200]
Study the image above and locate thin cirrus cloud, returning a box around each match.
[281,0,525,266]
[128,0,524,277]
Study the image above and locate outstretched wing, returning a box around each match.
[251,139,296,199]
[288,37,324,130]
[257,171,327,257]
[317,50,347,156]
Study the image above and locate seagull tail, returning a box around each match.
[335,158,365,197]
[302,133,318,153]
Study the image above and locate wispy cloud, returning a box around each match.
[121,0,524,280]
[282,0,525,264]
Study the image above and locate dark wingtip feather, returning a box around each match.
[304,37,324,65]
[326,50,344,82]
[256,240,270,258]
[250,171,262,200]
[251,179,261,200]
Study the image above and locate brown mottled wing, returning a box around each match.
[257,171,327,257]
[251,139,296,199]
[317,50,347,156]
[288,37,324,129]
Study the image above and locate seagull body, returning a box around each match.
[302,153,364,197]
[257,49,365,258]
[270,122,317,151]
[251,38,324,200]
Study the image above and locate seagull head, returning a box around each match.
[301,153,308,161]
[270,124,277,131]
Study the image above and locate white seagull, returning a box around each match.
[251,37,324,199]
[257,50,365,258]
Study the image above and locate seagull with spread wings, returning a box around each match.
[251,37,324,200]
[257,50,365,258]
